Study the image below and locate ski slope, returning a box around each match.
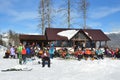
[0,46,120,80]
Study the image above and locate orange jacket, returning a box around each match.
[74,50,83,56]
[85,49,91,55]
[39,50,43,55]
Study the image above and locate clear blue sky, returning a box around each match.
[0,0,120,34]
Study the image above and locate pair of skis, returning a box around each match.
[1,68,32,72]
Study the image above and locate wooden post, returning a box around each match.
[84,39,86,48]
[99,41,101,48]
[95,41,97,49]
[90,41,93,50]
[42,42,44,48]
[73,40,75,51]
[105,41,107,47]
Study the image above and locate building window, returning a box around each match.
[55,40,73,47]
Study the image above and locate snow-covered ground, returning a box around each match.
[0,46,120,80]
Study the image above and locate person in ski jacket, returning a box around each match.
[41,50,50,67]
[115,48,120,58]
[96,48,104,59]
[21,46,26,64]
[30,47,35,57]
[17,43,23,64]
[49,43,55,59]
[17,43,23,54]
[3,49,10,58]
[38,49,43,58]
[10,46,15,58]
[109,48,115,58]
[91,49,96,60]
[84,49,92,60]
[74,49,84,60]
[26,46,31,58]
[61,51,66,58]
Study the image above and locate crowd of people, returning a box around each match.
[3,42,120,67]
[54,46,120,61]
[3,42,55,67]
[68,47,120,61]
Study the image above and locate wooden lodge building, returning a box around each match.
[19,28,110,49]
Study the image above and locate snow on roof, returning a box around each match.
[85,32,89,35]
[57,30,79,40]
[84,31,93,40]
[2,32,9,37]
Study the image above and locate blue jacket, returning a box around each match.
[26,47,31,54]
[96,49,103,55]
[49,47,55,54]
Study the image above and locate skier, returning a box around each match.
[10,46,15,59]
[17,43,23,64]
[21,46,27,64]
[41,50,50,67]
[48,42,55,59]
[26,45,31,58]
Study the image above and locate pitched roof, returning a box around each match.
[19,34,46,41]
[45,28,69,40]
[83,29,110,41]
[45,28,110,41]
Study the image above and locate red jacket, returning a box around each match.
[21,49,26,55]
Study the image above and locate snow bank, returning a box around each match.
[0,48,120,80]
[0,45,7,58]
[0,45,7,51]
